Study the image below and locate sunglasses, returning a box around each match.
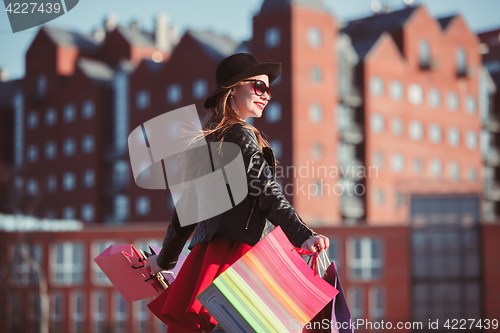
[243,79,275,99]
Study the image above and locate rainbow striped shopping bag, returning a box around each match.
[197,226,338,333]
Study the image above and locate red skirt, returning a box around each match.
[148,235,253,333]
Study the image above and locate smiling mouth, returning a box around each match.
[254,102,265,110]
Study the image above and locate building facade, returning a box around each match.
[1,0,499,332]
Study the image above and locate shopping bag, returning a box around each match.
[94,244,178,302]
[303,260,354,333]
[197,226,339,333]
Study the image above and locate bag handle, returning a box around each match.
[292,247,322,276]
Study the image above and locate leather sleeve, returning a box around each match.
[156,207,196,270]
[225,123,317,248]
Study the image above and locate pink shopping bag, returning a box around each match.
[94,244,166,302]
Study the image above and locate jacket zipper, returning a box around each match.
[245,200,256,230]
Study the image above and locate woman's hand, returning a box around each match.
[301,234,330,253]
[144,254,162,275]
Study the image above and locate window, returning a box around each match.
[269,140,282,159]
[307,27,322,48]
[136,90,150,110]
[308,103,323,123]
[30,293,41,332]
[409,120,423,141]
[45,108,57,126]
[447,92,459,111]
[114,292,128,332]
[14,92,24,169]
[27,111,39,129]
[134,299,150,332]
[81,204,95,223]
[63,206,76,219]
[11,243,42,285]
[389,80,403,100]
[396,191,405,207]
[63,172,76,191]
[391,153,405,173]
[466,131,477,150]
[63,104,76,122]
[311,142,323,160]
[136,196,150,216]
[27,144,38,162]
[465,95,476,114]
[349,288,364,320]
[391,117,403,136]
[114,194,129,221]
[26,178,38,196]
[45,141,57,160]
[311,66,322,83]
[84,169,95,188]
[37,74,47,99]
[375,189,385,205]
[469,167,477,181]
[71,292,85,333]
[82,100,95,119]
[428,88,441,108]
[52,293,64,333]
[456,47,467,76]
[326,239,340,269]
[370,114,384,133]
[45,209,56,219]
[52,242,84,285]
[419,40,430,68]
[413,158,423,174]
[430,159,442,178]
[167,84,181,104]
[63,138,76,156]
[369,77,384,96]
[92,241,116,285]
[265,27,280,48]
[114,71,129,154]
[47,174,57,193]
[447,127,460,147]
[93,291,107,333]
[408,84,423,105]
[448,162,460,181]
[113,160,129,189]
[372,151,384,169]
[428,124,442,143]
[410,197,481,323]
[192,79,207,99]
[350,237,383,280]
[265,102,281,123]
[370,287,385,321]
[82,135,95,153]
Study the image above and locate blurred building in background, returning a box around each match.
[0,0,499,332]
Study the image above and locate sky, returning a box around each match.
[1,0,500,80]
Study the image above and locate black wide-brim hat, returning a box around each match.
[204,53,282,109]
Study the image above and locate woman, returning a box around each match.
[145,53,330,333]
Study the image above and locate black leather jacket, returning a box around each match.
[157,122,317,270]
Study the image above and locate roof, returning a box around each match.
[188,30,239,62]
[260,0,325,13]
[437,15,456,30]
[77,58,115,85]
[43,26,101,53]
[0,80,22,107]
[116,26,156,48]
[342,6,417,42]
[341,5,418,58]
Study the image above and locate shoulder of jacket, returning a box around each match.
[227,123,258,141]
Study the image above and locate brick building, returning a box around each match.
[0,0,499,332]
